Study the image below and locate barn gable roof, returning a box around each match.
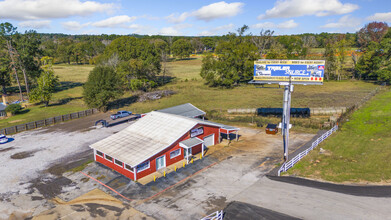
[157,103,206,118]
[90,111,217,167]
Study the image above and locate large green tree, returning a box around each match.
[83,65,123,110]
[98,36,161,91]
[171,38,193,59]
[200,26,260,87]
[356,29,391,83]
[0,22,23,100]
[29,57,59,106]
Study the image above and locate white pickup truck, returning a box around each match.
[110,111,132,120]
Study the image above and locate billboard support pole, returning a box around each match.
[282,83,293,161]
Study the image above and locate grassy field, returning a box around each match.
[0,57,379,129]
[287,89,391,183]
[0,65,93,128]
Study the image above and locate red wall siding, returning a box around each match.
[94,152,135,180]
[95,123,221,181]
[192,143,202,154]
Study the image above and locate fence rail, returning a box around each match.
[0,108,99,135]
[200,210,224,220]
[278,125,338,176]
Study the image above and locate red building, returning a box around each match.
[90,108,238,181]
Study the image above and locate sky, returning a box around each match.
[0,0,390,36]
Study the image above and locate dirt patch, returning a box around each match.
[137,90,175,102]
[10,150,38,159]
[0,147,14,153]
[47,150,93,176]
[31,176,73,199]
[35,189,153,219]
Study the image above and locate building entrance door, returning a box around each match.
[156,155,166,170]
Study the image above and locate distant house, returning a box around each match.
[0,103,6,117]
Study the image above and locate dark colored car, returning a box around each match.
[266,124,278,135]
[110,111,132,120]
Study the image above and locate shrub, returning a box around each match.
[5,104,22,115]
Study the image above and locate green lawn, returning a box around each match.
[287,89,391,183]
[0,58,379,130]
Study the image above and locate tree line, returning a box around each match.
[1,21,389,112]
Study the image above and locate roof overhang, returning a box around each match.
[179,137,204,149]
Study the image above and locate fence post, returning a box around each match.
[25,124,28,131]
[44,119,46,126]
[62,115,64,122]
[77,112,80,118]
[34,121,37,128]
[14,126,17,133]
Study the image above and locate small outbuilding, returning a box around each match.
[90,109,238,181]
[157,103,206,119]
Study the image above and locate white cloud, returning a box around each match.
[62,21,90,31]
[198,23,235,36]
[158,23,193,36]
[167,1,244,23]
[166,12,190,24]
[159,27,181,36]
[321,15,361,29]
[367,12,391,23]
[252,22,275,29]
[258,0,359,19]
[0,0,114,20]
[193,1,244,22]
[92,15,137,28]
[19,20,51,29]
[252,20,298,29]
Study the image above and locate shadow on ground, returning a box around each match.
[86,155,218,200]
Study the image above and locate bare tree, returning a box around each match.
[251,29,274,57]
[302,35,318,48]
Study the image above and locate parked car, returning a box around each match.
[266,124,278,135]
[0,134,8,144]
[110,111,132,120]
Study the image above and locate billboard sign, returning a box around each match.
[253,60,325,85]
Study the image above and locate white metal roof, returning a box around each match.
[91,111,202,167]
[157,103,206,118]
[179,137,203,149]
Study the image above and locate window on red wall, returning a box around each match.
[114,159,123,167]
[137,161,150,173]
[125,164,134,172]
[105,154,113,161]
[96,150,103,157]
[170,149,181,159]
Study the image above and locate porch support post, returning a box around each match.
[202,143,205,157]
[134,167,137,181]
[236,131,238,141]
[186,148,189,164]
[218,128,221,143]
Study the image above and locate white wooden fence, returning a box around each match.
[278,125,338,176]
[201,210,224,220]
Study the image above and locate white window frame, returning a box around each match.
[105,154,113,162]
[170,149,181,159]
[114,158,123,167]
[124,163,134,173]
[95,150,104,158]
[137,161,150,173]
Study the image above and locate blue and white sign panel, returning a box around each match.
[253,60,326,85]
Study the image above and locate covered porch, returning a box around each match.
[179,137,205,164]
[219,126,240,142]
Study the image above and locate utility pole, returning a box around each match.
[281,82,293,161]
